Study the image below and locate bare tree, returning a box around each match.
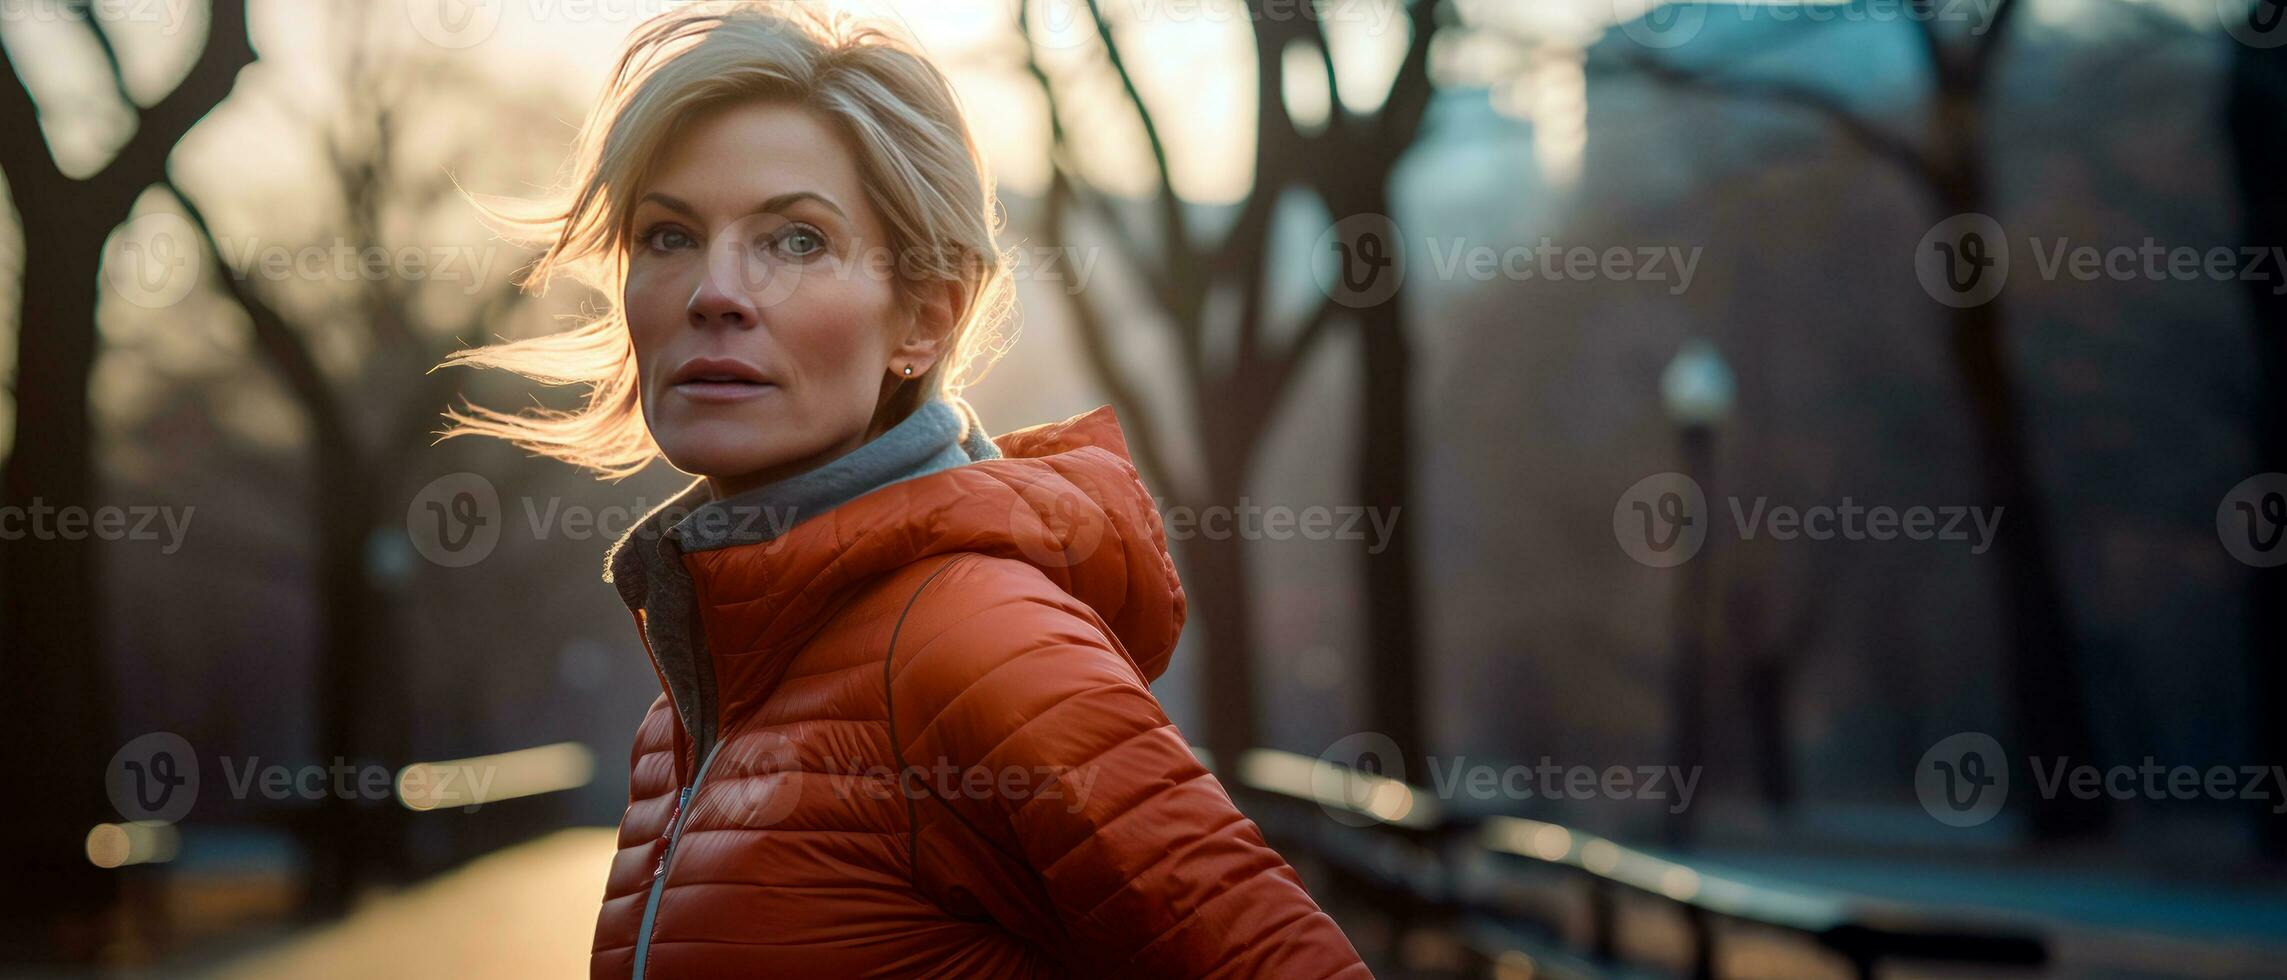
[1600,0,2112,838]
[0,0,253,959]
[1018,0,1444,775]
[153,4,548,910]
[100,5,555,909]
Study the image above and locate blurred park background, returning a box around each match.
[5,0,2287,976]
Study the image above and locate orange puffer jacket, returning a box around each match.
[590,406,1369,979]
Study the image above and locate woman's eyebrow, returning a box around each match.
[637,190,847,221]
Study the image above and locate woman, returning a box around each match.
[440,4,1369,977]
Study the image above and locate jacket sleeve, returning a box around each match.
[891,580,1371,979]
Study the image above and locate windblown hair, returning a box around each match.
[438,1,1016,479]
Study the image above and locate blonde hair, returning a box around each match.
[438,1,1016,479]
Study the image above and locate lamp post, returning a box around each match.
[1660,339,1734,851]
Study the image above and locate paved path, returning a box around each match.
[209,828,615,979]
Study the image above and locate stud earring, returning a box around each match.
[901,364,913,377]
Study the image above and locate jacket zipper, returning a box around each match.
[631,738,723,980]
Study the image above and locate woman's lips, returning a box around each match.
[672,380,777,403]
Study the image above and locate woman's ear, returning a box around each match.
[892,275,966,378]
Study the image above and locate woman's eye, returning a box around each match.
[773,226,826,259]
[642,225,696,252]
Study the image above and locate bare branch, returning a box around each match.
[161,178,355,451]
[0,28,68,191]
[93,0,256,205]
[1078,0,1200,326]
[64,0,134,109]
[1604,48,1944,189]
[1253,293,1341,427]
[1377,0,1443,149]
[1964,0,2021,91]
[1043,167,1188,501]
[1021,2,1201,389]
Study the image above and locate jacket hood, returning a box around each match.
[606,404,1186,702]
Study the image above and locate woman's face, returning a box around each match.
[623,101,940,496]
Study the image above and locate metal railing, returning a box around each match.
[1216,747,2050,979]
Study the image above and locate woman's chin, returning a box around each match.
[658,436,800,488]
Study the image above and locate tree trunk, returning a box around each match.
[2227,1,2287,856]
[1330,171,1430,783]
[1355,299,1426,779]
[0,216,117,962]
[306,461,405,914]
[1186,515,1262,778]
[1937,141,2105,836]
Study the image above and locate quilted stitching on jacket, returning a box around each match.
[591,406,1369,979]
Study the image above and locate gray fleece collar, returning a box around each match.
[604,395,999,606]
[600,395,999,756]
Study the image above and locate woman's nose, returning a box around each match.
[687,238,762,329]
